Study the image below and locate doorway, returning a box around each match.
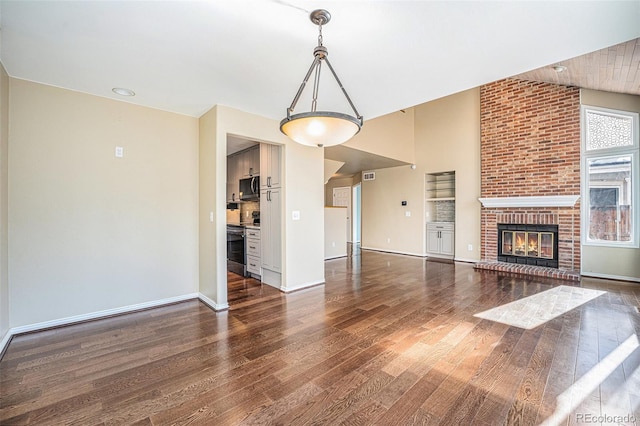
[352,183,361,243]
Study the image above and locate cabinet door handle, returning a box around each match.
[267,176,271,187]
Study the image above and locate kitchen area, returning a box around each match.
[226,137,282,286]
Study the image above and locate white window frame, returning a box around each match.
[581,105,639,248]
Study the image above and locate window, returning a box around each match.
[582,106,639,247]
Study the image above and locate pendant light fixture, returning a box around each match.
[280,9,363,148]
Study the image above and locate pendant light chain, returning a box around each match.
[311,23,323,113]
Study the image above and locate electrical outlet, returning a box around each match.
[468,244,473,251]
[387,237,391,243]
[405,211,411,217]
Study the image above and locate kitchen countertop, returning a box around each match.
[227,222,260,229]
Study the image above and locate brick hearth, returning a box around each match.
[474,261,580,281]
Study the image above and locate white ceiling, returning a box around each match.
[1,1,639,123]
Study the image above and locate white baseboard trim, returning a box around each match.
[0,329,12,358]
[2,293,200,356]
[325,254,347,260]
[454,257,480,264]
[281,279,325,293]
[198,293,229,311]
[361,246,426,257]
[581,272,640,283]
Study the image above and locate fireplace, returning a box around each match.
[497,223,559,268]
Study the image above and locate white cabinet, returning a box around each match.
[245,228,261,277]
[227,153,240,202]
[427,223,454,258]
[260,187,281,273]
[260,143,281,189]
[240,145,260,178]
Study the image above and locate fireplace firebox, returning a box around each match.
[497,224,559,268]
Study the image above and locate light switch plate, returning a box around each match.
[292,210,300,220]
[115,146,124,158]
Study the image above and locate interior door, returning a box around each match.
[333,186,352,243]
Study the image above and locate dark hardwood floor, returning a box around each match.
[2,249,640,425]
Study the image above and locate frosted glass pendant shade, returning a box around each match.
[280,112,361,147]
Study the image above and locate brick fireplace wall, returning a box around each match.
[480,78,581,273]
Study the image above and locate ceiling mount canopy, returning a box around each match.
[280,9,363,148]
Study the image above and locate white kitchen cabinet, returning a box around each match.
[245,227,261,277]
[249,145,260,177]
[240,145,260,178]
[260,143,281,189]
[226,153,240,202]
[427,222,454,259]
[260,187,281,274]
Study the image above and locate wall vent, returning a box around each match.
[363,171,376,181]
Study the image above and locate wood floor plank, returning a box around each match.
[2,251,640,425]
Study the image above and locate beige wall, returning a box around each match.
[0,63,9,340]
[9,79,200,327]
[283,139,325,290]
[345,109,415,164]
[361,88,481,260]
[580,89,640,280]
[324,159,344,184]
[361,165,425,255]
[198,106,221,305]
[325,207,347,259]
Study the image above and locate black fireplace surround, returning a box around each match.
[497,223,559,268]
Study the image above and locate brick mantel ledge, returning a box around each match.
[478,195,580,208]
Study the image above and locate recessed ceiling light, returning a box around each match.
[552,65,567,73]
[112,87,135,96]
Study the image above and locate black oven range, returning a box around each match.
[227,224,246,276]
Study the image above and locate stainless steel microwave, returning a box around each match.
[239,176,260,201]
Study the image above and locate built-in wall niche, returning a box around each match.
[425,171,456,258]
[425,171,455,223]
